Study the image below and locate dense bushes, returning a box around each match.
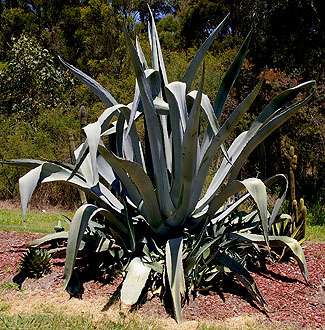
[0,108,80,206]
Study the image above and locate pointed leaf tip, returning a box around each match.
[182,14,229,90]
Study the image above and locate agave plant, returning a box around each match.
[5,11,315,322]
[12,248,52,287]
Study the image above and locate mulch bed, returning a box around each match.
[0,231,324,329]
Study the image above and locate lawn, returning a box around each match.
[0,208,72,233]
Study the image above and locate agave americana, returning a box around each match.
[5,10,315,322]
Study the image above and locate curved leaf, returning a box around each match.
[19,162,123,222]
[210,193,251,225]
[1,159,44,169]
[184,238,219,274]
[216,252,266,307]
[208,178,269,245]
[167,69,204,226]
[193,81,262,209]
[29,231,68,247]
[19,163,88,221]
[214,30,252,118]
[195,81,314,213]
[224,81,315,183]
[97,154,116,185]
[98,145,165,233]
[148,6,168,86]
[165,81,187,202]
[265,174,288,226]
[83,122,101,186]
[235,233,308,281]
[59,56,117,107]
[64,204,99,288]
[187,90,230,174]
[240,178,268,245]
[136,36,148,69]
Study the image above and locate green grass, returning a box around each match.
[305,225,325,242]
[0,313,162,330]
[0,209,71,233]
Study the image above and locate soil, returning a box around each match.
[0,231,324,329]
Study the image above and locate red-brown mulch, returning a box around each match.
[0,231,324,329]
[0,231,41,283]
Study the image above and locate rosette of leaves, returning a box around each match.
[13,248,52,287]
[19,248,52,278]
[5,10,315,322]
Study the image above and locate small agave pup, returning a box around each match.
[6,11,315,322]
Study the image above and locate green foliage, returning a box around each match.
[0,300,10,312]
[75,1,125,66]
[235,0,324,76]
[177,0,229,47]
[0,61,7,71]
[269,144,308,246]
[156,14,182,50]
[270,201,307,248]
[0,77,80,201]
[0,1,322,207]
[6,12,315,323]
[0,34,71,116]
[308,201,325,226]
[0,7,34,58]
[233,65,323,205]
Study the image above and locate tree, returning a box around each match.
[232,0,324,77]
[0,34,69,116]
[111,0,177,22]
[177,0,229,47]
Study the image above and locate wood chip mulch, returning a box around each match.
[0,231,324,329]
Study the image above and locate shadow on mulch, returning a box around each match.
[255,268,305,284]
